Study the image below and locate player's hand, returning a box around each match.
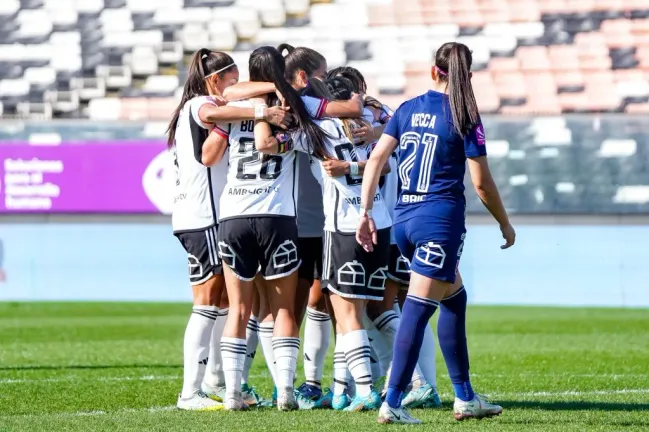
[265,106,291,130]
[356,214,377,252]
[500,223,516,249]
[352,125,372,143]
[211,95,228,106]
[323,159,349,177]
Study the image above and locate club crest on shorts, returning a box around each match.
[337,260,366,286]
[396,255,411,274]
[217,241,236,268]
[368,266,388,290]
[415,242,446,269]
[187,253,203,279]
[272,240,298,268]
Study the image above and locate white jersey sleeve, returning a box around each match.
[302,96,328,119]
[188,96,218,129]
[171,96,228,232]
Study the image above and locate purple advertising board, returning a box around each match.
[0,141,172,213]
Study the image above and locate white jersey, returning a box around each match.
[218,100,299,220]
[296,117,392,234]
[171,95,228,233]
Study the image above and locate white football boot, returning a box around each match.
[377,401,422,425]
[454,393,502,420]
[276,388,299,411]
[177,390,224,411]
[224,391,249,411]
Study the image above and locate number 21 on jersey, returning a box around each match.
[398,131,438,193]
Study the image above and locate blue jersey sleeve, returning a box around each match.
[464,122,487,158]
[383,105,401,140]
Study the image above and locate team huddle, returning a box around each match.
[168,41,516,425]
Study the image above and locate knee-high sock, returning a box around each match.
[343,330,373,398]
[202,307,228,389]
[258,320,277,386]
[417,322,437,388]
[438,287,473,401]
[182,305,218,398]
[303,308,331,388]
[385,295,438,408]
[242,315,259,385]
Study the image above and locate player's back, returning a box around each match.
[390,90,485,223]
[302,117,392,233]
[218,100,297,221]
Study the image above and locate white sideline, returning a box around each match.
[1,389,648,419]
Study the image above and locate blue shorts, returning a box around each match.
[393,216,466,283]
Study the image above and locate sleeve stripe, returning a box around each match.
[316,99,328,119]
[212,126,229,138]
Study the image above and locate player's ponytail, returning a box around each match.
[435,42,480,137]
[166,49,235,148]
[249,46,331,160]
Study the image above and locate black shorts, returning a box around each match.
[218,217,301,281]
[298,236,323,281]
[322,228,390,301]
[387,244,411,286]
[175,225,222,285]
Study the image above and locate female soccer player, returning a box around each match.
[208,46,331,411]
[277,44,365,405]
[324,67,441,407]
[167,48,289,411]
[224,47,362,407]
[266,76,390,412]
[356,42,516,424]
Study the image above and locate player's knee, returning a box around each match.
[192,277,219,306]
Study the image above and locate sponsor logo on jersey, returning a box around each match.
[344,193,382,206]
[227,186,279,196]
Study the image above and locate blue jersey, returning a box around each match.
[383,90,487,224]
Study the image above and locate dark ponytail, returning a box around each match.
[326,66,383,110]
[249,46,331,160]
[166,49,236,148]
[278,43,327,84]
[435,42,480,137]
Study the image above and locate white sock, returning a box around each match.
[303,308,331,388]
[332,334,348,395]
[181,305,218,399]
[365,314,389,378]
[203,307,228,388]
[220,336,246,399]
[343,330,373,398]
[364,317,386,383]
[417,323,437,388]
[258,321,277,386]
[372,310,400,377]
[272,336,300,394]
[393,297,401,316]
[243,316,259,385]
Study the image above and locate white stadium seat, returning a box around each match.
[0,0,21,16]
[128,46,159,76]
[283,0,309,16]
[0,79,30,97]
[142,74,179,94]
[23,67,56,88]
[87,97,122,120]
[208,20,237,51]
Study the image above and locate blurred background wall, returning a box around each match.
[0,0,648,305]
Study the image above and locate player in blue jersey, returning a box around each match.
[356,42,516,425]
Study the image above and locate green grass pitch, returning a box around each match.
[1,303,648,431]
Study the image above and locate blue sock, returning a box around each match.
[438,286,474,401]
[385,295,439,408]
